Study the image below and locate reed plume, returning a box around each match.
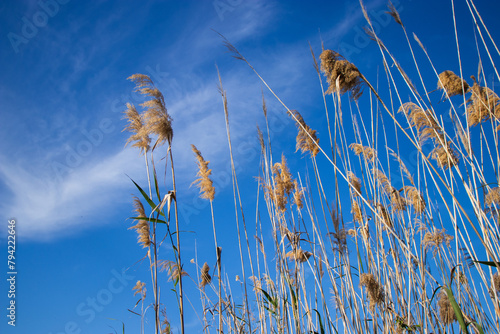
[133,280,147,299]
[437,70,469,98]
[289,110,320,157]
[359,273,384,310]
[159,260,188,282]
[437,290,457,325]
[128,74,173,146]
[398,102,442,145]
[129,197,151,249]
[191,145,215,201]
[402,186,426,214]
[286,248,312,263]
[319,49,364,100]
[351,201,363,223]
[347,171,362,196]
[293,179,303,209]
[377,204,393,230]
[423,229,453,254]
[200,262,211,288]
[350,143,376,162]
[123,102,151,154]
[485,187,500,207]
[466,76,500,126]
[269,154,295,212]
[430,142,459,169]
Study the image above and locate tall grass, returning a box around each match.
[122,1,500,333]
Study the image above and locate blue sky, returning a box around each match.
[1,0,500,333]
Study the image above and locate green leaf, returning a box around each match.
[472,260,500,267]
[129,176,165,218]
[467,321,484,334]
[443,285,469,334]
[312,309,325,334]
[429,286,443,304]
[153,166,161,202]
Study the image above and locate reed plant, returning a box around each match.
[122,1,500,332]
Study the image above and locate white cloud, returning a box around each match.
[0,147,145,240]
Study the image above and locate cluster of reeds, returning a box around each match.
[121,1,500,333]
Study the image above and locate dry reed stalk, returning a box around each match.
[437,70,470,98]
[319,49,365,100]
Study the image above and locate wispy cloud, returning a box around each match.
[0,147,144,240]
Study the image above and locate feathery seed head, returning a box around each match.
[466,76,500,126]
[159,260,188,282]
[129,197,151,249]
[398,102,442,145]
[270,154,295,212]
[289,110,320,157]
[132,280,146,299]
[403,186,426,214]
[430,141,459,169]
[350,143,376,162]
[286,248,312,263]
[423,229,453,254]
[438,70,469,97]
[387,1,403,26]
[320,49,364,100]
[191,145,215,201]
[490,273,500,296]
[359,273,384,310]
[123,103,151,154]
[128,74,173,147]
[352,201,363,223]
[485,187,500,207]
[437,290,457,325]
[347,171,362,196]
[200,262,211,288]
[293,179,303,209]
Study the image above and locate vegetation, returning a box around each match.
[122,1,500,333]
